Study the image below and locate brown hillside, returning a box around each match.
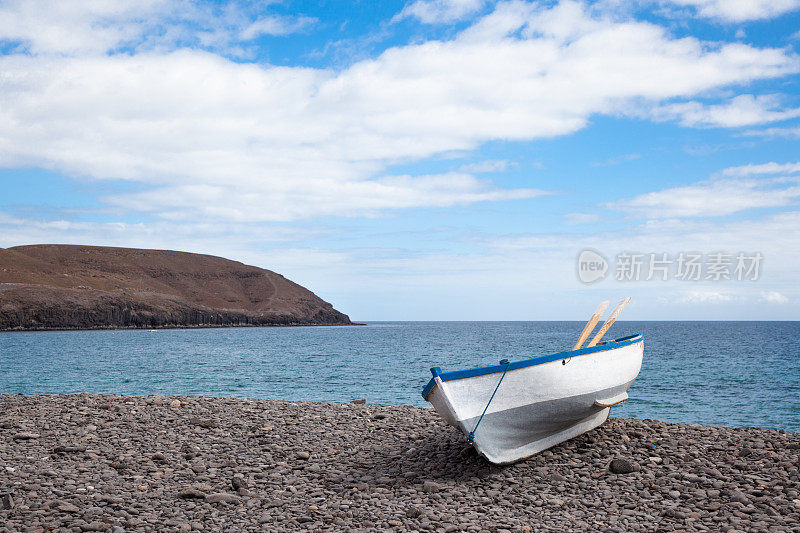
[0,244,352,330]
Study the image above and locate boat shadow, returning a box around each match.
[357,418,620,486]
[363,425,502,484]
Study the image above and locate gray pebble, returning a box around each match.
[12,431,40,440]
[422,480,440,493]
[728,491,751,505]
[204,493,240,504]
[1,493,13,510]
[609,458,640,474]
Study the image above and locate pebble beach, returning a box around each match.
[1,394,799,532]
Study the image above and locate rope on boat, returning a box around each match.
[468,359,510,444]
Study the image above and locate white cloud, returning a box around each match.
[761,290,789,303]
[239,15,316,39]
[720,161,800,177]
[742,125,800,139]
[664,0,800,22]
[0,0,167,54]
[590,153,641,167]
[0,212,323,248]
[103,173,548,221]
[674,290,736,303]
[0,1,798,222]
[611,160,800,219]
[649,95,800,128]
[563,212,601,225]
[0,0,315,55]
[458,159,518,173]
[395,0,486,24]
[613,177,800,218]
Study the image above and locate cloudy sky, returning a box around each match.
[1,0,799,320]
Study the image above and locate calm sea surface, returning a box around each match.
[1,322,798,431]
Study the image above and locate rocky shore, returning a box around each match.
[1,394,798,532]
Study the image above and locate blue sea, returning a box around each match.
[1,322,798,432]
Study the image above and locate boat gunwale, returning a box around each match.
[421,333,642,399]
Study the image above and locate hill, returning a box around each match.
[0,244,352,330]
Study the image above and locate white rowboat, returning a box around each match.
[422,334,644,464]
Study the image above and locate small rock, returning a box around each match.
[57,502,81,513]
[231,476,247,491]
[179,488,206,500]
[664,508,685,519]
[668,490,681,499]
[80,522,107,532]
[406,506,423,518]
[169,399,181,408]
[371,414,387,420]
[188,417,217,429]
[422,481,440,493]
[151,452,166,463]
[53,445,87,454]
[648,456,663,464]
[738,447,752,457]
[1,493,14,510]
[296,451,310,460]
[729,491,751,505]
[12,431,40,440]
[205,493,240,504]
[609,458,640,474]
[350,398,366,404]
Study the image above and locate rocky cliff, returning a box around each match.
[0,245,352,330]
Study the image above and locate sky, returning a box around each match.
[1,0,799,321]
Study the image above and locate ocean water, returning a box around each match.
[1,322,798,431]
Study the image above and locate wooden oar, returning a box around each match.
[586,297,632,347]
[573,300,609,350]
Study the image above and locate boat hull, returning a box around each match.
[423,335,643,464]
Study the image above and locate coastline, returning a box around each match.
[1,394,798,532]
[0,322,366,333]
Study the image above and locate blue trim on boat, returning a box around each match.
[421,334,642,400]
